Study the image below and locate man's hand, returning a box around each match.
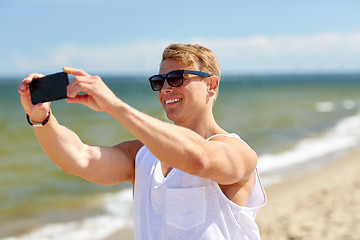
[18,73,50,123]
[65,67,121,113]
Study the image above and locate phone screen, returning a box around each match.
[29,72,69,105]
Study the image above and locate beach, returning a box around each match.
[257,146,360,240]
[1,74,360,239]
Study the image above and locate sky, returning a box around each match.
[1,0,360,78]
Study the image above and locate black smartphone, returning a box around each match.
[29,72,69,105]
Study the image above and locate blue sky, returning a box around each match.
[1,0,359,77]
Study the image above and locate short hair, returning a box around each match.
[161,43,221,80]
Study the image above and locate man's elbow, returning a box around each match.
[60,165,83,177]
[183,151,210,176]
[199,153,258,185]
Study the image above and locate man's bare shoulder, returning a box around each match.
[208,134,255,155]
[114,139,144,161]
[209,135,257,206]
[206,134,257,184]
[112,140,143,185]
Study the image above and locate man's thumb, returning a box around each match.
[63,67,91,77]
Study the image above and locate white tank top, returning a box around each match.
[133,133,266,240]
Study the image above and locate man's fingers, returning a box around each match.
[23,73,45,83]
[18,82,29,94]
[67,76,93,98]
[63,67,74,74]
[63,67,91,77]
[66,94,88,104]
[67,80,94,98]
[18,73,45,94]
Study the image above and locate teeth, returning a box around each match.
[165,98,181,105]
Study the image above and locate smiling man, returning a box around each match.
[19,43,266,239]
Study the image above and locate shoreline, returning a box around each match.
[256,145,360,239]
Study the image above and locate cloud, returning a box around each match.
[6,32,360,75]
[197,32,360,56]
[10,40,171,75]
[194,32,360,72]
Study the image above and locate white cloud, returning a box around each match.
[11,40,170,75]
[195,32,360,72]
[197,32,360,56]
[7,32,360,75]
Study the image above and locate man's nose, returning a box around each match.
[161,80,173,93]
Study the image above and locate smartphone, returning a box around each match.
[29,72,69,105]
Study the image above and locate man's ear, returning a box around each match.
[208,76,219,96]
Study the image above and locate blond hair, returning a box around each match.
[161,44,221,80]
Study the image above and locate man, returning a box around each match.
[19,44,266,239]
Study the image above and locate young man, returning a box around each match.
[19,44,266,239]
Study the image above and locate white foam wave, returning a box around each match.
[315,101,335,112]
[342,100,356,110]
[258,112,360,175]
[1,188,134,240]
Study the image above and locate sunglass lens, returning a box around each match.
[166,71,183,87]
[150,75,164,91]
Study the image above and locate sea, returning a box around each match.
[1,73,360,239]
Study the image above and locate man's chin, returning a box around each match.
[165,111,180,123]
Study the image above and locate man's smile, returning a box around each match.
[164,98,182,106]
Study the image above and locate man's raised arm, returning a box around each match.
[18,72,140,185]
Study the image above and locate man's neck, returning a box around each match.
[174,113,226,139]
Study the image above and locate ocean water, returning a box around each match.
[1,73,360,239]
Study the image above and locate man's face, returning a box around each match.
[157,59,210,125]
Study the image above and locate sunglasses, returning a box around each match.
[149,70,211,91]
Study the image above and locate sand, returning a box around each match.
[256,146,360,240]
[103,227,134,240]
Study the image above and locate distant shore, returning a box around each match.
[256,145,360,239]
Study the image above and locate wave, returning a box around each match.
[257,111,360,184]
[315,101,335,112]
[314,99,356,113]
[1,189,134,240]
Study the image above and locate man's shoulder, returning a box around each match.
[208,133,251,148]
[114,139,144,161]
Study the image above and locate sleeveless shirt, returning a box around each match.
[133,133,266,240]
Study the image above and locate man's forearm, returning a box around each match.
[107,102,209,175]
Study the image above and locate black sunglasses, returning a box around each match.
[149,70,211,91]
